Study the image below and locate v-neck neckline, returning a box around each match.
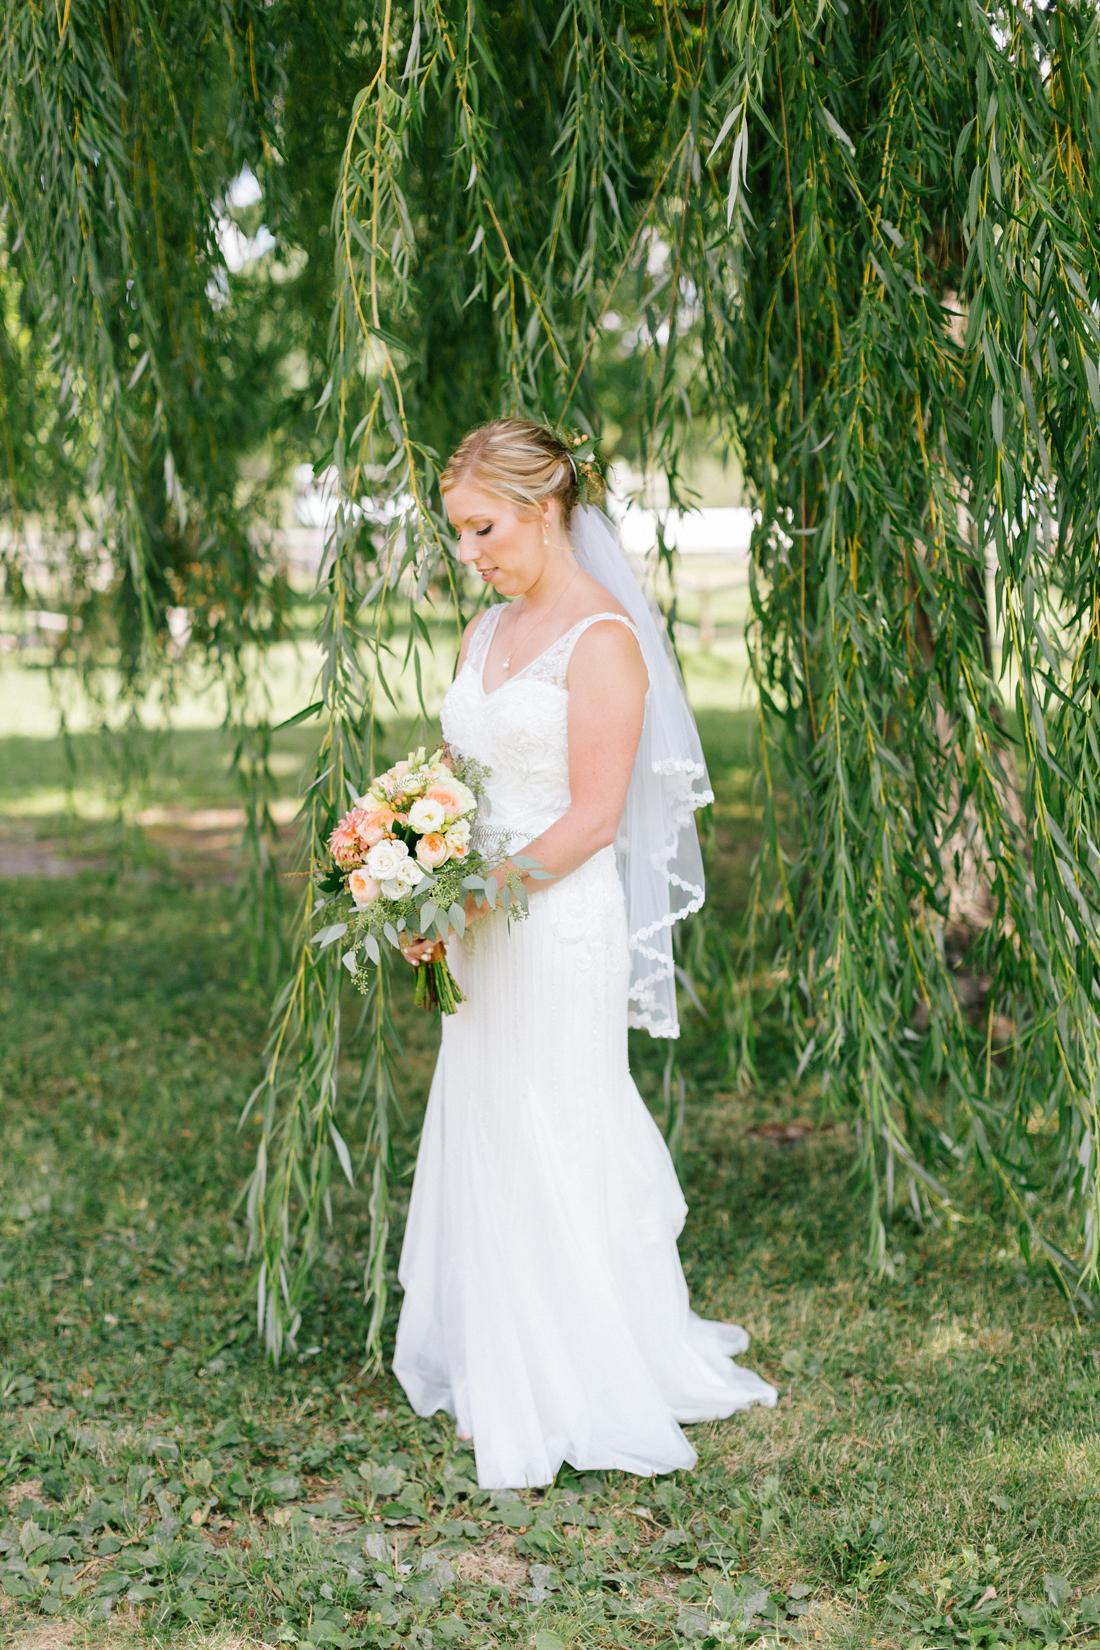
[477,606,582,699]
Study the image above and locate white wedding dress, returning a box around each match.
[393,605,776,1488]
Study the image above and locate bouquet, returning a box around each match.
[313,746,539,1012]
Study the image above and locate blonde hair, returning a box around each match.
[439,418,580,526]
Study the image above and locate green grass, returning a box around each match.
[1,713,1099,1650]
[0,720,320,827]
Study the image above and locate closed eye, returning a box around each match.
[475,525,492,537]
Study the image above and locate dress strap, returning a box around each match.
[463,604,505,674]
[567,612,640,649]
[521,612,643,692]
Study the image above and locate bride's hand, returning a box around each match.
[463,888,497,927]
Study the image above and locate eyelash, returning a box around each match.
[475,525,492,537]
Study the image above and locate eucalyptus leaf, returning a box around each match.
[312,923,348,952]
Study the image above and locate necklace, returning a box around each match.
[500,569,579,671]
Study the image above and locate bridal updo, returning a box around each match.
[440,419,580,526]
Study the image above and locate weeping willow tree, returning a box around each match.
[0,1,286,962]
[5,0,1100,1358]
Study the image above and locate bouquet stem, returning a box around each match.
[414,941,467,1015]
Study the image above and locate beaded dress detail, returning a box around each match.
[393,605,776,1488]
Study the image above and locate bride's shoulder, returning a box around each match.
[566,604,647,694]
[570,575,639,644]
[573,568,632,624]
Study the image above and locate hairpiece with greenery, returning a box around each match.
[555,424,607,508]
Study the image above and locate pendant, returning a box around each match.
[502,658,511,670]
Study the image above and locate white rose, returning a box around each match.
[365,838,409,880]
[445,819,471,849]
[408,797,446,834]
[394,858,428,890]
[379,877,406,899]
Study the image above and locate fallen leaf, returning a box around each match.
[747,1121,815,1143]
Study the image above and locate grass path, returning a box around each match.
[1,716,1098,1650]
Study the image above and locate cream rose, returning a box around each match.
[416,832,450,870]
[365,837,409,880]
[348,869,382,908]
[408,796,446,834]
[379,859,428,900]
[445,819,471,850]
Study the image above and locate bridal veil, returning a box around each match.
[569,505,713,1039]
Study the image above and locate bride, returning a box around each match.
[392,419,776,1489]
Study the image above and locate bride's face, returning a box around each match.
[443,480,552,598]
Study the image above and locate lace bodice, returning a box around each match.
[441,605,640,842]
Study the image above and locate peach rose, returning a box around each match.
[415,833,450,870]
[426,786,464,820]
[354,807,395,850]
[348,868,382,908]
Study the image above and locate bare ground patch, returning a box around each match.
[451,1530,528,1591]
[4,1621,83,1650]
[5,1479,44,1514]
